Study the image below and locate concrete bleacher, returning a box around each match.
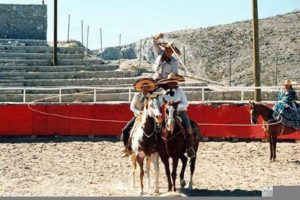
[0,39,209,103]
[0,39,143,102]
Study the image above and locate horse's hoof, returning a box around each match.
[154,188,159,194]
[180,179,186,188]
[188,185,193,190]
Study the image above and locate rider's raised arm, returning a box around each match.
[153,33,163,55]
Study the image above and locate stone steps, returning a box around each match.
[0,71,138,79]
[0,65,119,72]
[0,45,85,54]
[0,58,105,66]
[0,52,84,59]
[0,39,48,46]
[20,77,140,87]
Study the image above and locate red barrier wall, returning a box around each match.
[0,104,299,139]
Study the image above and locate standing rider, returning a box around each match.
[120,78,157,158]
[152,33,181,81]
[157,73,196,158]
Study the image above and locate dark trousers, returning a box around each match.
[121,117,136,146]
[178,111,192,133]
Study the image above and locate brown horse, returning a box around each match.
[158,101,200,192]
[249,101,297,161]
[130,95,162,195]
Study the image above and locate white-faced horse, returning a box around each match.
[130,95,162,195]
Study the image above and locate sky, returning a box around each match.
[0,0,299,50]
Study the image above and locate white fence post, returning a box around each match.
[201,88,205,102]
[241,90,244,101]
[59,89,62,103]
[93,88,97,103]
[23,89,26,103]
[129,88,132,103]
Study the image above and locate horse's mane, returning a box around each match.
[253,102,274,119]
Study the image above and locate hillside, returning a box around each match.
[100,11,300,86]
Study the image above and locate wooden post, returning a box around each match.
[81,20,83,45]
[53,0,58,66]
[275,52,278,86]
[183,46,186,76]
[252,0,261,101]
[139,39,142,74]
[100,28,103,53]
[67,14,70,42]
[119,33,121,65]
[229,51,232,86]
[86,25,89,49]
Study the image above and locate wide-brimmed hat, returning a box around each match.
[158,41,181,55]
[133,78,157,92]
[157,73,186,85]
[283,79,297,86]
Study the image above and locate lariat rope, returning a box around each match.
[27,89,283,126]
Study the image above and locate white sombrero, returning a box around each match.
[157,73,185,85]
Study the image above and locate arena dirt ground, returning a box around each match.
[0,136,299,197]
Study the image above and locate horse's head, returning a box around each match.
[164,100,180,133]
[142,94,163,125]
[249,101,258,124]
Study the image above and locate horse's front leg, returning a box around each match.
[269,135,274,162]
[171,156,179,192]
[189,156,197,190]
[146,156,151,189]
[151,152,160,194]
[131,154,137,188]
[161,156,172,192]
[137,156,145,195]
[179,154,188,188]
[273,136,278,162]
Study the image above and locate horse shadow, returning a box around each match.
[179,188,261,197]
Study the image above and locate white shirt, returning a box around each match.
[152,39,178,80]
[160,87,188,111]
[130,93,146,116]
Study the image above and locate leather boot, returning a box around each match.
[186,128,196,158]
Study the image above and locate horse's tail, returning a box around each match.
[190,120,202,141]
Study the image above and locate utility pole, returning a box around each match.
[183,46,186,76]
[67,14,70,42]
[86,25,89,49]
[81,20,83,45]
[100,28,103,53]
[275,52,278,86]
[229,51,232,86]
[53,0,58,66]
[252,0,261,101]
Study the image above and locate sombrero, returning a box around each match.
[283,79,297,86]
[158,41,181,55]
[157,73,186,85]
[133,78,157,92]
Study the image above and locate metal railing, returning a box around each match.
[0,85,299,104]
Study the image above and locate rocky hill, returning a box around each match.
[99,11,300,86]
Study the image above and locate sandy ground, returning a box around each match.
[0,136,299,197]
